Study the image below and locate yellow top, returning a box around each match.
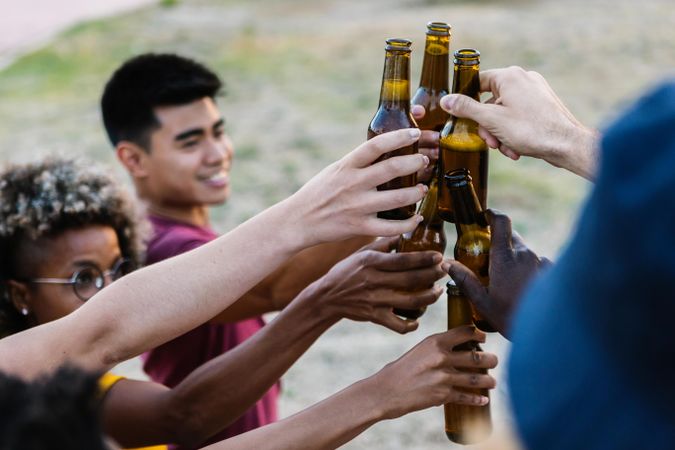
[99,373,169,450]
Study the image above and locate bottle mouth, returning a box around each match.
[445,168,472,188]
[446,279,462,295]
[385,38,413,52]
[454,48,480,65]
[427,21,451,36]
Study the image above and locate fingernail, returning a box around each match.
[441,261,451,272]
[415,214,424,223]
[409,128,421,139]
[419,183,429,193]
[432,253,442,263]
[480,396,490,405]
[421,154,430,166]
[441,95,456,111]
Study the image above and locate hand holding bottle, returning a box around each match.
[371,326,497,420]
[311,236,445,333]
[440,66,599,180]
[288,128,429,246]
[444,209,551,337]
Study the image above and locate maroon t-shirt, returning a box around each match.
[142,214,279,449]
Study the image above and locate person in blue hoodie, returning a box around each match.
[441,66,675,450]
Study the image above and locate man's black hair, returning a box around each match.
[0,366,107,450]
[101,53,223,150]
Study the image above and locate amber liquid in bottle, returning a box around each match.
[444,280,492,444]
[437,49,488,223]
[394,177,446,319]
[411,22,451,133]
[368,38,419,220]
[447,169,496,332]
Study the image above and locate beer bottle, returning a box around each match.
[444,279,492,444]
[437,49,488,223]
[446,169,495,332]
[368,38,419,220]
[394,176,446,319]
[411,22,451,133]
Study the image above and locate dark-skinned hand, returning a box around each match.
[443,209,552,338]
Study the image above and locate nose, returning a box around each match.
[204,135,233,166]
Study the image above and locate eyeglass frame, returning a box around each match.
[20,258,135,301]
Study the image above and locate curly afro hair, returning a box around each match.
[0,156,146,337]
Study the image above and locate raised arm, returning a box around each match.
[203,326,497,450]
[440,66,600,181]
[101,238,445,448]
[0,129,428,378]
[211,236,374,322]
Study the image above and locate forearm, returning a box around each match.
[549,125,600,181]
[0,197,309,378]
[168,284,337,446]
[212,236,374,322]
[203,376,387,450]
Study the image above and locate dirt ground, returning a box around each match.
[1,0,675,448]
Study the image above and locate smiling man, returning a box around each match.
[100,53,389,447]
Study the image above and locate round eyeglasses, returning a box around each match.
[25,258,135,301]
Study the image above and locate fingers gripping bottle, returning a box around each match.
[394,176,446,319]
[444,279,493,444]
[446,169,496,332]
[368,38,419,220]
[437,49,488,223]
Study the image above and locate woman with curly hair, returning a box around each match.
[0,156,496,449]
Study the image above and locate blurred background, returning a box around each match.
[1,0,674,448]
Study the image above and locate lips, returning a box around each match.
[200,171,229,188]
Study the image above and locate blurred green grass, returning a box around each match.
[1,0,673,255]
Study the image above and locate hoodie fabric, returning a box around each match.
[508,81,675,450]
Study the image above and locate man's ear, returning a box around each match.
[6,280,32,317]
[116,141,150,179]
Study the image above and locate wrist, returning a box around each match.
[266,196,316,252]
[348,375,391,424]
[296,277,342,325]
[287,280,340,328]
[548,125,600,181]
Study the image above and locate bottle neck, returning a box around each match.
[449,181,486,232]
[378,51,412,109]
[447,290,475,328]
[419,34,450,92]
[418,177,444,227]
[451,63,480,101]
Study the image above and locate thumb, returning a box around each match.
[440,94,499,126]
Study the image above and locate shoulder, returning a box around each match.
[146,217,217,262]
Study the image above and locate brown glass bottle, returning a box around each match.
[444,280,492,444]
[446,169,496,332]
[368,38,419,220]
[411,22,451,133]
[437,49,488,223]
[394,177,446,319]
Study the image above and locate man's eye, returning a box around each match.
[182,140,199,148]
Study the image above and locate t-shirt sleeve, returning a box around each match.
[146,230,213,264]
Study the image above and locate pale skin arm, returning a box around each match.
[211,236,373,321]
[102,239,446,448]
[203,326,498,450]
[440,66,600,181]
[0,129,429,379]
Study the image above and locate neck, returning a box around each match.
[146,202,211,227]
